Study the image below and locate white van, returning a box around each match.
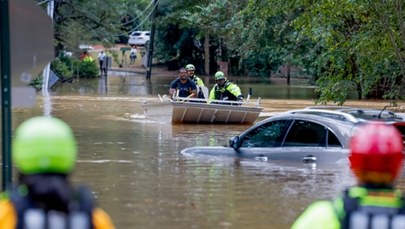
[128,31,150,46]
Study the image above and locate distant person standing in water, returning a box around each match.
[130,46,137,65]
[98,50,106,75]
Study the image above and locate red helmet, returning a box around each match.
[349,123,404,185]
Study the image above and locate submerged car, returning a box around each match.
[181,107,405,164]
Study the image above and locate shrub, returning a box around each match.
[51,58,72,80]
[76,60,99,78]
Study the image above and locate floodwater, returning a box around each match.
[7,74,405,229]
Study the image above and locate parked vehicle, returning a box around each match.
[181,107,405,164]
[128,31,150,46]
[291,106,405,123]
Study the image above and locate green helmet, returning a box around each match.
[185,64,195,70]
[13,116,77,175]
[214,71,225,80]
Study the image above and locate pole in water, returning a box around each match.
[249,87,252,96]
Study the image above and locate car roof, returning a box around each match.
[287,106,405,123]
[283,106,405,144]
[130,31,150,35]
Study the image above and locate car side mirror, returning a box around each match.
[229,136,240,149]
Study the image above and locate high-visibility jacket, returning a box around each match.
[83,55,94,62]
[209,81,243,101]
[190,75,205,87]
[291,186,405,229]
[0,186,115,229]
[190,75,205,98]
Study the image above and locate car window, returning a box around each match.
[327,130,342,147]
[240,120,290,148]
[283,120,327,147]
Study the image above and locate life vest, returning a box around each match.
[338,187,405,229]
[9,185,94,229]
[213,82,238,101]
[190,76,205,99]
[83,55,94,62]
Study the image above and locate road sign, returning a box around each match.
[1,0,54,190]
[6,0,54,107]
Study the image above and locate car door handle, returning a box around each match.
[302,155,317,163]
[254,155,268,162]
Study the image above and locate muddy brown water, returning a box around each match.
[5,74,405,229]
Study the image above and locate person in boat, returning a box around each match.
[169,68,197,100]
[292,122,405,229]
[209,71,243,105]
[0,116,115,229]
[185,64,205,99]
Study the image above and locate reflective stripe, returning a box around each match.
[23,209,90,229]
[24,209,45,229]
[392,215,405,229]
[48,211,66,228]
[349,211,405,229]
[371,214,389,228]
[70,211,91,229]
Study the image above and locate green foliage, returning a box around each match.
[51,58,72,80]
[28,74,44,91]
[76,60,99,78]
[50,55,98,80]
[289,0,405,103]
[54,0,150,54]
[51,0,405,104]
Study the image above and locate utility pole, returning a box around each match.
[0,0,13,190]
[146,0,158,79]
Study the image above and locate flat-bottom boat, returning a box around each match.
[142,95,263,124]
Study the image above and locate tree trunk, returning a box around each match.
[204,35,210,76]
[287,63,291,85]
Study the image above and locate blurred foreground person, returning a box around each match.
[292,122,405,229]
[0,116,115,229]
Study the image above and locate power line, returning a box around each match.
[128,0,159,34]
[122,0,155,26]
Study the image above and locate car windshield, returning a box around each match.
[240,120,289,148]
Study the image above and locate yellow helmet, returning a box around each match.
[13,116,77,175]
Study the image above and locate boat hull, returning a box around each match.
[142,100,263,124]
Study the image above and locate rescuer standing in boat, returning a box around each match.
[0,116,115,229]
[169,68,197,99]
[209,71,243,104]
[292,122,405,229]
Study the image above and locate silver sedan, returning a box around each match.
[181,113,360,164]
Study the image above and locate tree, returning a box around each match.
[52,0,150,56]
